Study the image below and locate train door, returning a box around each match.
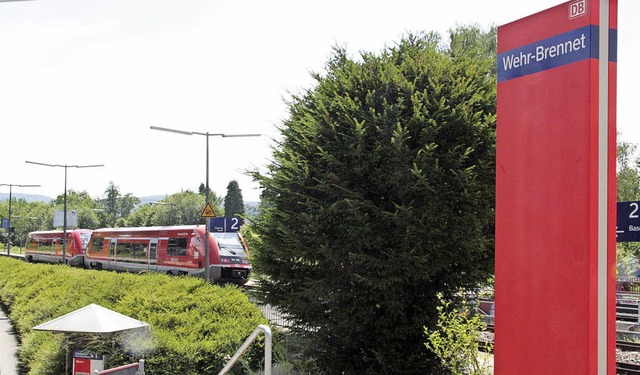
[52,238,59,256]
[109,239,117,269]
[148,238,158,271]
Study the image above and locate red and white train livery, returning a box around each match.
[24,229,92,267]
[84,225,251,284]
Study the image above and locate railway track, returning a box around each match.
[618,341,640,374]
[478,332,640,374]
[617,361,640,375]
[619,341,640,352]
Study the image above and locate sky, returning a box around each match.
[1,0,638,203]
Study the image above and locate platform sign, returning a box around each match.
[1,218,8,229]
[72,351,105,375]
[496,1,617,374]
[210,216,244,232]
[617,201,640,242]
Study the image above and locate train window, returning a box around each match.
[116,242,148,261]
[213,233,247,256]
[80,233,91,250]
[167,237,187,256]
[90,238,103,252]
[37,239,54,253]
[117,242,133,258]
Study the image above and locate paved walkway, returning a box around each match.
[0,308,18,375]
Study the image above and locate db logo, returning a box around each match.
[569,0,587,19]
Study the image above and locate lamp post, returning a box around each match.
[150,125,260,281]
[0,183,41,255]
[25,161,104,264]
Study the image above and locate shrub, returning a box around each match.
[0,257,267,374]
[425,294,492,375]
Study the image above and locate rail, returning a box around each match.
[95,359,144,375]
[218,324,272,375]
[617,361,640,375]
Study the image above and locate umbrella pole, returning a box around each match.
[65,337,69,375]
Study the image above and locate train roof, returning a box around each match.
[92,225,207,233]
[28,229,92,235]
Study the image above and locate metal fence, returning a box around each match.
[253,301,293,328]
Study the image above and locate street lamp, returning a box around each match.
[0,183,41,255]
[150,125,260,281]
[25,161,104,264]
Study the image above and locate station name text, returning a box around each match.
[501,34,587,70]
[497,26,597,83]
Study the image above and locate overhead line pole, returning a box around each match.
[150,126,260,281]
[0,183,41,255]
[25,161,104,263]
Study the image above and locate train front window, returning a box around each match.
[213,233,247,257]
[80,233,91,250]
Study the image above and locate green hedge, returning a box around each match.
[0,257,267,374]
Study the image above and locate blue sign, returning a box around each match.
[73,351,104,360]
[1,218,8,229]
[498,25,601,83]
[617,201,640,243]
[209,216,244,232]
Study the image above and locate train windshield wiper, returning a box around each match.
[218,243,236,255]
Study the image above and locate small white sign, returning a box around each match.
[53,210,78,228]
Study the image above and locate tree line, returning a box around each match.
[0,180,246,247]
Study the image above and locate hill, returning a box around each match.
[0,193,52,203]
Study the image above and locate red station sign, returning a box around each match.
[496,1,617,374]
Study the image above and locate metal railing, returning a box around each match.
[95,359,144,375]
[219,324,272,375]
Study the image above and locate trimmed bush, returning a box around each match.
[0,257,267,374]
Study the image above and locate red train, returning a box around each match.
[24,225,252,285]
[24,229,92,267]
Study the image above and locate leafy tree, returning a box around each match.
[119,193,140,219]
[224,180,245,217]
[618,140,640,202]
[170,190,221,225]
[250,27,496,374]
[53,190,105,229]
[127,203,157,227]
[127,190,223,227]
[0,198,51,248]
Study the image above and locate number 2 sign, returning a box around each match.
[617,201,640,242]
[209,217,245,232]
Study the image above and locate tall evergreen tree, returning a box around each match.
[250,27,496,374]
[103,181,121,227]
[224,180,245,217]
[198,183,214,201]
